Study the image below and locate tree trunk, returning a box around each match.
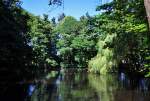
[144,0,150,48]
[144,0,150,29]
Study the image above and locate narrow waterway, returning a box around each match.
[1,69,150,101]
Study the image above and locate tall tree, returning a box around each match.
[0,0,34,80]
[89,0,149,75]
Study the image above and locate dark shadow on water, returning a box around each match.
[0,83,31,101]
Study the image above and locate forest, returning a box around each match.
[1,0,150,81]
[1,0,150,101]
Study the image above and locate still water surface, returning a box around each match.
[1,70,150,101]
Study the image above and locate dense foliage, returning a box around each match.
[0,0,58,80]
[55,16,97,68]
[0,0,33,80]
[89,0,150,76]
[1,0,150,80]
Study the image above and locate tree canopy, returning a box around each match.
[1,0,150,80]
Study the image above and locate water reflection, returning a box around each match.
[28,84,36,96]
[30,70,150,101]
[1,70,150,101]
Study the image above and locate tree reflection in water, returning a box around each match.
[30,70,150,101]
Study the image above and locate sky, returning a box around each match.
[21,0,109,20]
